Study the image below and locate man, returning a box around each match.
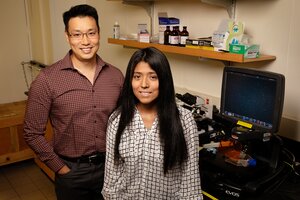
[24,4,124,200]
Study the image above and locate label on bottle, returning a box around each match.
[180,36,189,45]
[159,32,164,44]
[170,35,179,45]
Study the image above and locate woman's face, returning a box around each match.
[132,61,159,107]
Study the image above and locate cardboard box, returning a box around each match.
[138,24,150,43]
[158,15,180,44]
[138,33,150,43]
[229,44,260,58]
[186,37,212,46]
[185,45,214,51]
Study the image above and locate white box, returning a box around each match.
[138,33,150,43]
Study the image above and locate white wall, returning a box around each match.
[0,0,31,103]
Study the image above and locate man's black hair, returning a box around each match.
[63,4,99,32]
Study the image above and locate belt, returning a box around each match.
[58,152,105,165]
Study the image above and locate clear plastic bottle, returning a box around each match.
[113,21,120,39]
[179,26,189,47]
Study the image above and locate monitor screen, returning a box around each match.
[220,66,285,133]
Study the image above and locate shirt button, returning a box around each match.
[94,120,97,123]
[92,89,95,92]
[94,105,96,108]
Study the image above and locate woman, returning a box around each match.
[102,47,202,199]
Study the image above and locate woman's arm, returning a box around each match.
[179,107,203,200]
[102,114,125,199]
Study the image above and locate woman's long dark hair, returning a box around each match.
[114,47,188,174]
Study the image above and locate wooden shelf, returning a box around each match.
[108,38,276,63]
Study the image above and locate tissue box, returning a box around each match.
[229,44,260,58]
[212,19,245,51]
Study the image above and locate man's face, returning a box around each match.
[65,16,100,63]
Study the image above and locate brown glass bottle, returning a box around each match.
[169,26,179,46]
[164,26,171,45]
[179,26,189,47]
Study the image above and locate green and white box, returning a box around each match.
[229,44,260,58]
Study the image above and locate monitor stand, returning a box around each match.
[230,126,282,169]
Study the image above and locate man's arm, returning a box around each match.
[23,72,65,173]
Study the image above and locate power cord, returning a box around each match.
[282,147,300,177]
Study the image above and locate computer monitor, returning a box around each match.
[220,66,285,134]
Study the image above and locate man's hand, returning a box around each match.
[57,165,71,175]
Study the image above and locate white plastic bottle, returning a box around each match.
[113,21,120,39]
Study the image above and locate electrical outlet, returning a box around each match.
[202,97,213,119]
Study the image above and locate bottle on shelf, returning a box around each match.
[113,21,120,39]
[169,26,179,46]
[179,26,189,47]
[164,25,171,45]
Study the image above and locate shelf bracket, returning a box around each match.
[122,0,236,33]
[198,57,231,67]
[122,0,155,35]
[201,0,236,19]
[221,60,231,67]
